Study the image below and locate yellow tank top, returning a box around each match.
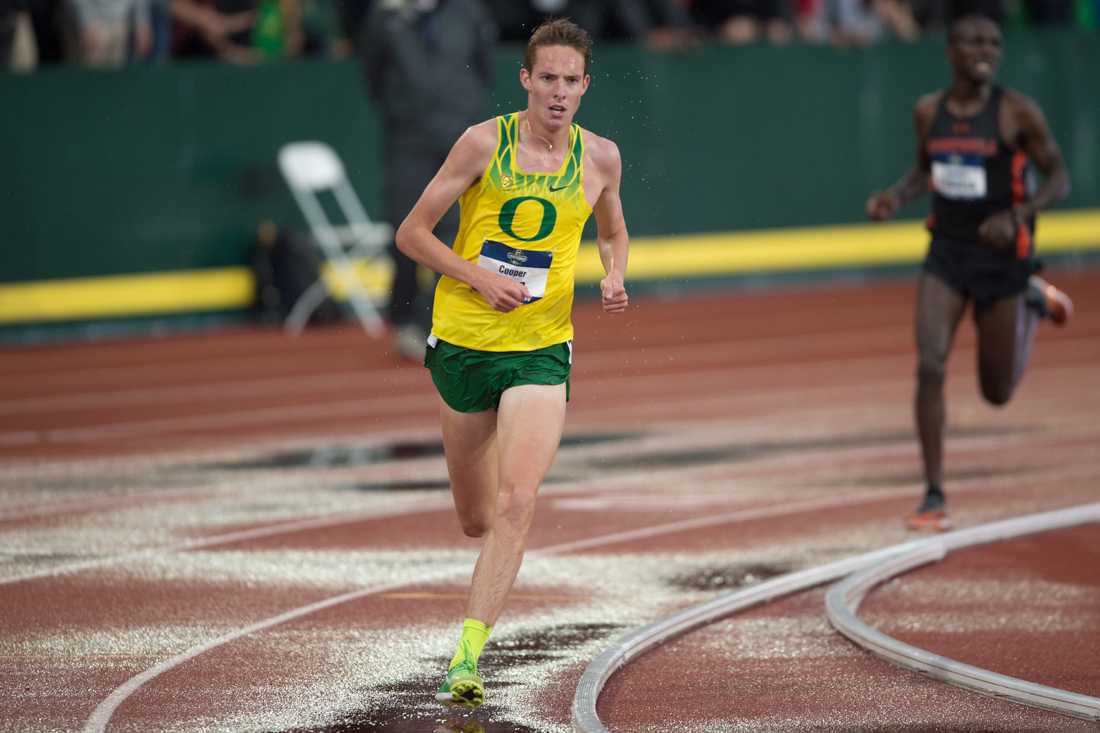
[431,113,592,351]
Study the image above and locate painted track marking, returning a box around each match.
[79,473,1100,733]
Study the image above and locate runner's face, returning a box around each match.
[949,20,1002,84]
[520,45,590,132]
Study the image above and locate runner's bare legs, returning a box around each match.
[440,405,499,538]
[439,382,567,623]
[435,382,567,708]
[464,383,566,625]
[914,271,967,495]
[973,293,1037,406]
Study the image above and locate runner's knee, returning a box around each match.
[979,378,1014,407]
[450,481,494,537]
[496,485,538,527]
[460,514,492,538]
[916,355,947,386]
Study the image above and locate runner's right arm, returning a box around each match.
[396,122,531,313]
[866,93,938,221]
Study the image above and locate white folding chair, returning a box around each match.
[277,141,393,336]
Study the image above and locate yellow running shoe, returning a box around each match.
[435,660,484,709]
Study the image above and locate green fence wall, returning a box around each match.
[2,32,1097,285]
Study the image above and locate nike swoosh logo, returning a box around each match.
[548,183,569,192]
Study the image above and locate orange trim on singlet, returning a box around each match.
[1012,150,1030,259]
[1011,150,1028,203]
[1016,220,1032,259]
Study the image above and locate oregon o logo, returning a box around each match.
[499,196,557,242]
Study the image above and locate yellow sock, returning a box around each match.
[448,618,492,671]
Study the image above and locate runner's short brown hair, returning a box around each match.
[523,19,592,75]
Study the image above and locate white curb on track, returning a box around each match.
[826,503,1100,722]
[572,502,1100,732]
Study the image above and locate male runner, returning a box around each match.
[866,13,1072,531]
[394,18,630,707]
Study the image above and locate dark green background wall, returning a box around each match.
[2,32,1097,284]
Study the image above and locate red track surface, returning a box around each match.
[1,269,1098,732]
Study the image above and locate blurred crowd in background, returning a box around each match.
[0,0,1097,72]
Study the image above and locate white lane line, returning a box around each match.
[2,327,899,414]
[5,314,901,384]
[826,507,1100,722]
[0,421,1001,520]
[0,431,38,446]
[0,487,218,523]
[6,413,1088,522]
[0,354,940,448]
[75,494,889,733]
[0,347,372,384]
[7,430,1099,585]
[0,372,406,416]
[0,499,450,587]
[8,478,823,587]
[78,572,456,733]
[9,319,1098,416]
[546,488,916,553]
[12,396,436,445]
[78,471,1100,733]
[572,503,1100,733]
[9,353,1099,451]
[540,462,1099,555]
[0,332,912,442]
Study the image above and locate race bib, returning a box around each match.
[477,240,552,302]
[931,155,987,200]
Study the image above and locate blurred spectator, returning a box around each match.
[1026,0,1072,25]
[614,0,704,49]
[363,0,496,360]
[147,0,171,60]
[577,0,702,48]
[11,6,36,69]
[252,0,302,58]
[293,0,342,56]
[487,0,700,49]
[24,0,65,64]
[63,0,152,66]
[6,0,1089,71]
[692,0,796,44]
[952,0,1005,22]
[792,0,818,37]
[802,0,918,44]
[170,0,302,62]
[329,0,369,55]
[1,2,16,66]
[910,0,1004,31]
[170,0,255,60]
[876,0,920,38]
[1078,0,1098,27]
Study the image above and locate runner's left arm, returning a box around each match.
[592,138,629,314]
[1012,96,1070,219]
[978,93,1071,247]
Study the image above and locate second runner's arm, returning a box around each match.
[866,94,938,221]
